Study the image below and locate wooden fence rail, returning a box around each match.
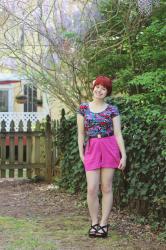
[0,115,54,183]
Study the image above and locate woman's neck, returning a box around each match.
[91,98,106,106]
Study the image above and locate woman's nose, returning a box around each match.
[97,87,102,91]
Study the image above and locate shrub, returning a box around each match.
[56,97,166,229]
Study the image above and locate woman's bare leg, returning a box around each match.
[100,168,115,226]
[86,169,100,225]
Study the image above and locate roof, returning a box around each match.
[0,73,22,84]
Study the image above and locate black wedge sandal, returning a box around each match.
[95,224,110,238]
[88,224,99,237]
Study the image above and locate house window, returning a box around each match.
[24,85,37,112]
[0,90,8,112]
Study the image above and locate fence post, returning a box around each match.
[0,120,6,178]
[45,115,52,183]
[18,120,24,178]
[34,120,41,177]
[26,119,33,178]
[9,120,15,178]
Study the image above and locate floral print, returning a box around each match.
[77,102,119,137]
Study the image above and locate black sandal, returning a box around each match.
[88,224,99,237]
[95,224,110,238]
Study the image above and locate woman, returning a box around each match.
[77,76,126,238]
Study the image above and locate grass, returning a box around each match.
[0,214,129,250]
[0,216,57,250]
[1,214,160,250]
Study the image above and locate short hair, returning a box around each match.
[93,76,112,96]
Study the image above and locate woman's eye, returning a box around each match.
[95,85,106,91]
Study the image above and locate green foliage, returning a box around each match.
[82,0,166,98]
[56,116,86,194]
[56,96,166,229]
[111,97,166,219]
[54,0,166,232]
[127,69,166,105]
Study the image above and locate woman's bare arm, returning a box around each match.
[77,114,85,162]
[113,115,127,169]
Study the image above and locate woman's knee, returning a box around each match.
[101,184,112,194]
[87,185,98,196]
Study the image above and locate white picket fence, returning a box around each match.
[0,112,48,131]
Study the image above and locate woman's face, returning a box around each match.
[93,84,108,99]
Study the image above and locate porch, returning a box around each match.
[0,112,48,131]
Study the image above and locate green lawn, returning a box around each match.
[0,215,132,250]
[0,216,57,250]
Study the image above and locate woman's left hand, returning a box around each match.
[118,156,127,170]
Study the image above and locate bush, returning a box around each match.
[56,97,166,229]
[56,116,86,194]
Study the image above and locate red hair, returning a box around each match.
[93,76,112,96]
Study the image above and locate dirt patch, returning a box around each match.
[0,179,79,218]
[0,179,165,250]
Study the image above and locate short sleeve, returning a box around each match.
[76,103,88,117]
[111,105,120,118]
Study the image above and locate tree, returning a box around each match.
[0,0,164,112]
[0,0,100,112]
[82,0,165,106]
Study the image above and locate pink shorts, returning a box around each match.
[84,135,121,171]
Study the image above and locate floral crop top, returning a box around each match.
[77,102,120,137]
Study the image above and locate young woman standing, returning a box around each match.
[77,76,126,238]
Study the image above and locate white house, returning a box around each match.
[0,72,49,131]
